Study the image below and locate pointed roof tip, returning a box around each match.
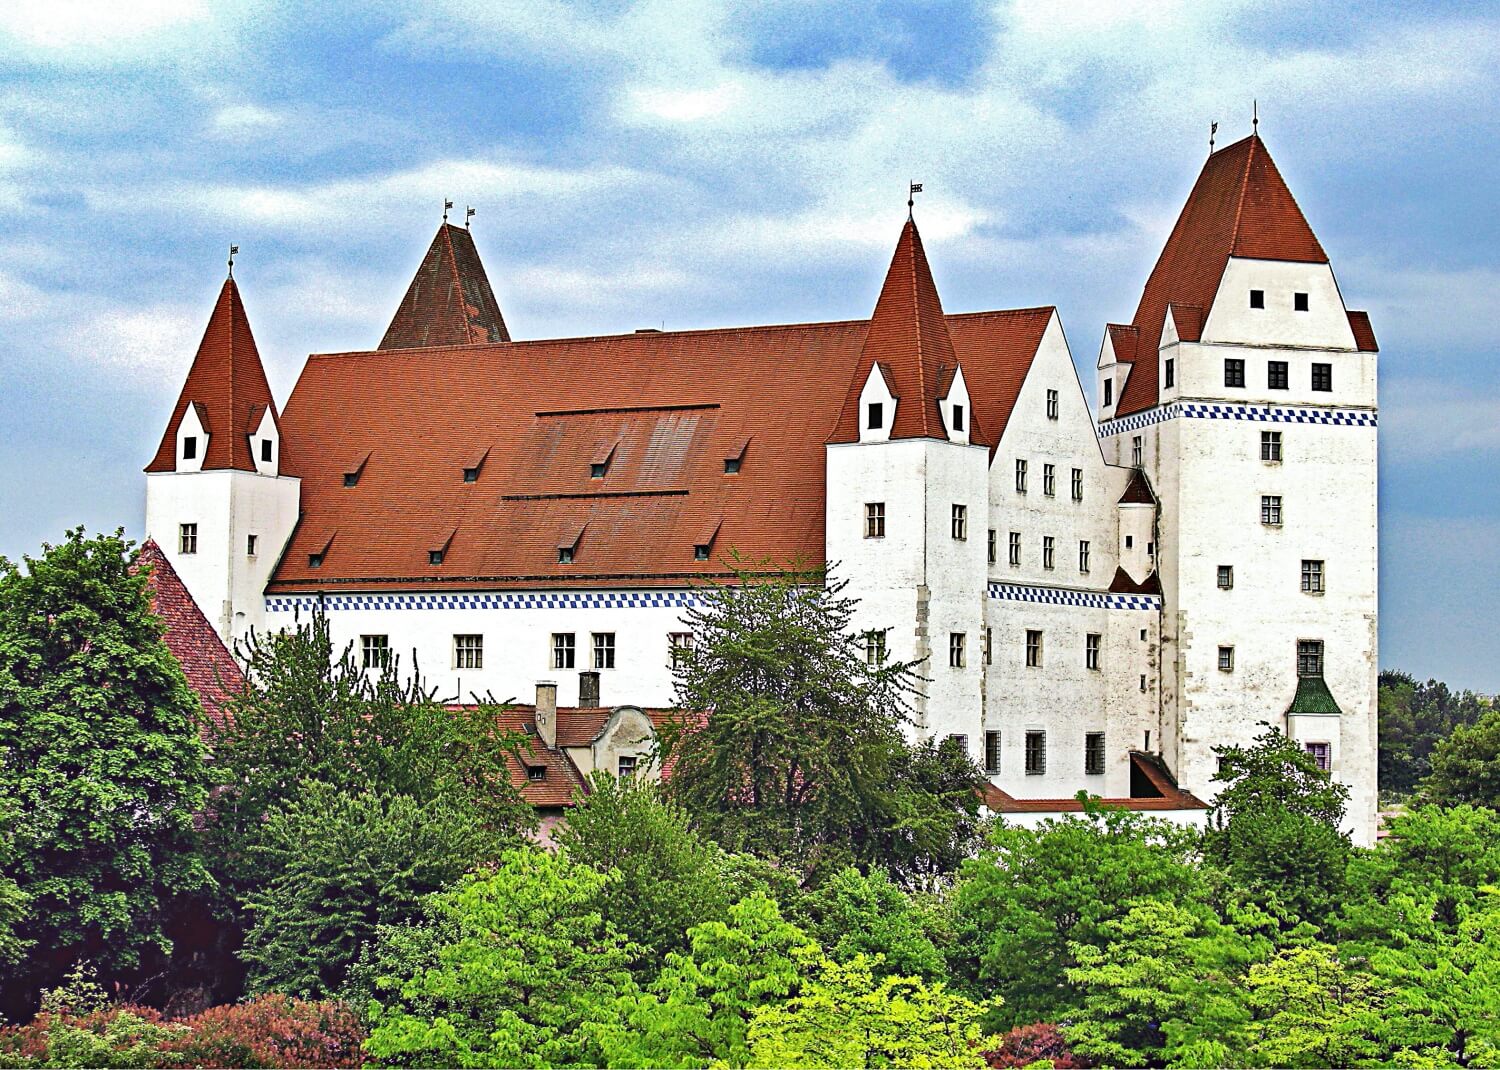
[379,220,510,351]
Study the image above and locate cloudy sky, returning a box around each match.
[1,0,1496,690]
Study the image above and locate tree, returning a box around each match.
[1205,724,1352,925]
[1423,704,1500,811]
[362,849,636,1068]
[948,803,1207,1027]
[1379,671,1491,797]
[660,562,981,888]
[796,866,945,981]
[1241,943,1386,1068]
[0,529,211,1015]
[0,800,31,970]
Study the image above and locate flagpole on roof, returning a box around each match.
[908,180,923,220]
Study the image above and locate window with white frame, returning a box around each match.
[593,632,616,669]
[669,632,693,665]
[453,634,483,670]
[865,629,887,665]
[1071,468,1083,502]
[553,632,576,669]
[1046,388,1059,420]
[1085,632,1101,670]
[1219,645,1234,672]
[361,634,390,669]
[1008,531,1021,567]
[1262,430,1282,462]
[1015,459,1027,493]
[1043,463,1056,497]
[951,504,967,541]
[618,754,639,778]
[1262,495,1283,526]
[1025,629,1042,668]
[1132,435,1143,466]
[1301,559,1324,593]
[949,632,966,668]
[179,523,197,555]
[1042,536,1055,570]
[865,502,885,538]
[1079,540,1090,573]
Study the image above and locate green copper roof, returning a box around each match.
[1287,675,1343,715]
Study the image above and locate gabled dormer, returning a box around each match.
[857,362,898,442]
[379,221,510,350]
[1096,323,1136,422]
[935,364,973,445]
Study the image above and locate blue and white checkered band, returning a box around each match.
[989,582,1161,612]
[265,590,703,614]
[1096,401,1378,438]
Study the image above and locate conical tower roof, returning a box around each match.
[379,222,510,350]
[146,277,279,473]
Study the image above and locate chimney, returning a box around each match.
[579,670,601,707]
[535,681,557,749]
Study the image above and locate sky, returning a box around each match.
[0,0,1496,691]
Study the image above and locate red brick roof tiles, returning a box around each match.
[1115,135,1329,417]
[1346,310,1379,352]
[479,704,676,808]
[146,278,281,474]
[379,223,510,350]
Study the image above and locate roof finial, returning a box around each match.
[465,205,476,229]
[443,198,453,223]
[908,180,923,221]
[1252,99,1259,136]
[1209,120,1218,155]
[227,244,238,279]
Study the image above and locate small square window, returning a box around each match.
[179,523,198,555]
[1301,559,1324,593]
[1042,536,1055,570]
[1164,358,1175,389]
[558,547,574,564]
[1008,531,1021,567]
[1025,730,1046,775]
[984,731,1001,774]
[1085,633,1101,671]
[308,552,323,569]
[182,436,197,461]
[1025,629,1042,668]
[590,462,608,479]
[553,633,576,669]
[1294,292,1309,312]
[1219,645,1234,672]
[1305,741,1330,772]
[247,534,257,556]
[1297,639,1324,677]
[951,504,968,541]
[865,502,886,539]
[1071,468,1083,502]
[1312,363,1333,392]
[1085,732,1105,775]
[695,544,711,561]
[1015,459,1028,494]
[593,632,616,670]
[1103,378,1113,407]
[361,634,390,670]
[1269,361,1288,390]
[1043,463,1056,497]
[1225,359,1246,388]
[1261,495,1283,526]
[454,634,483,670]
[949,632,966,668]
[867,401,883,430]
[429,549,444,565]
[463,466,481,483]
[1046,389,1059,420]
[344,472,360,488]
[1250,289,1265,309]
[669,632,694,666]
[1218,565,1234,589]
[618,755,638,779]
[527,764,547,782]
[261,439,273,463]
[1261,430,1282,462]
[946,733,969,757]
[951,403,965,432]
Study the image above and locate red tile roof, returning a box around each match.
[146,278,281,474]
[1115,135,1329,417]
[982,751,1206,813]
[1117,468,1156,505]
[135,539,246,729]
[1346,310,1379,352]
[267,299,1051,594]
[379,223,510,350]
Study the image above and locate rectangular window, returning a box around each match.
[947,733,969,757]
[1043,464,1056,497]
[1261,430,1282,462]
[1218,564,1234,589]
[984,731,1001,774]
[1079,540,1091,573]
[454,634,483,670]
[1250,289,1265,309]
[429,549,445,565]
[260,439,273,463]
[179,523,197,555]
[1015,459,1028,493]
[724,456,741,474]
[865,629,887,666]
[1261,495,1283,526]
[618,754,638,779]
[1104,378,1113,407]
[464,465,481,482]
[1131,435,1143,467]
[182,436,197,460]
[1301,559,1325,593]
[1164,357,1175,389]
[552,633,576,670]
[1140,674,1147,692]
[593,632,616,670]
[984,627,993,666]
[1297,639,1324,677]
[951,404,965,432]
[1046,389,1059,420]
[1225,359,1246,388]
[1085,632,1101,671]
[1008,531,1021,567]
[669,632,693,665]
[1294,292,1310,312]
[1085,732,1105,775]
[1025,629,1042,668]
[1025,730,1046,775]
[247,533,257,556]
[949,632,966,668]
[1219,645,1235,672]
[526,764,547,782]
[1071,468,1083,502]
[1312,363,1333,392]
[558,546,575,564]
[1268,360,1289,390]
[867,401,883,430]
[988,529,997,565]
[951,504,968,541]
[1305,741,1330,771]
[1043,536,1055,570]
[865,502,886,539]
[361,634,390,670]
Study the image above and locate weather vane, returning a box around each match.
[227,244,239,278]
[466,205,476,228]
[443,198,453,223]
[1209,121,1218,154]
[908,180,923,220]
[1253,99,1259,135]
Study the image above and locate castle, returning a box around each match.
[142,133,1380,843]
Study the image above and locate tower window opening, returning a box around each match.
[1250,289,1265,309]
[1294,292,1309,312]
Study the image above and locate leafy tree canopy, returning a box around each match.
[1379,670,1491,797]
[795,865,945,982]
[1423,703,1500,812]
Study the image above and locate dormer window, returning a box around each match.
[723,457,741,474]
[558,547,574,564]
[590,462,607,479]
[868,402,883,430]
[694,520,721,562]
[591,442,617,480]
[724,436,749,474]
[463,447,489,483]
[951,404,964,432]
[695,545,710,561]
[527,764,547,782]
[1294,292,1309,312]
[429,550,444,565]
[308,553,324,568]
[182,436,197,460]
[343,452,369,488]
[343,473,359,487]
[261,440,273,463]
[463,467,480,482]
[1250,289,1265,309]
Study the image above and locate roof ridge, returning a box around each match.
[1227,134,1258,255]
[907,224,930,426]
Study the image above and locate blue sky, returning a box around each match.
[1,0,1496,690]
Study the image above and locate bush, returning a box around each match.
[984,1022,1090,1069]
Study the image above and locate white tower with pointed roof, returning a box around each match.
[1096,134,1380,843]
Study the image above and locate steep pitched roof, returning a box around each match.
[1346,310,1379,352]
[146,278,280,473]
[829,219,987,446]
[136,539,245,729]
[1115,135,1328,417]
[267,306,1050,593]
[379,223,510,350]
[981,751,1206,814]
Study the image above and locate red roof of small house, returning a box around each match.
[265,231,1052,594]
[136,539,245,729]
[146,278,281,474]
[982,751,1206,814]
[1114,135,1329,418]
[379,222,510,350]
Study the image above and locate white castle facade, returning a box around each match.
[143,133,1380,843]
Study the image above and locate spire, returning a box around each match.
[830,218,981,444]
[145,277,279,473]
[1111,134,1328,417]
[378,222,510,350]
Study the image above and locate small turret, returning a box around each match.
[379,222,509,350]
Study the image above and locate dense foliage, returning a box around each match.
[1378,669,1491,796]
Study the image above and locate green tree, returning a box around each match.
[745,952,1000,1069]
[1205,724,1352,925]
[796,866,944,981]
[0,529,211,1014]
[362,849,636,1068]
[1241,943,1386,1068]
[0,801,31,969]
[949,803,1207,1027]
[555,772,732,971]
[660,562,981,888]
[1423,704,1500,811]
[1379,671,1491,797]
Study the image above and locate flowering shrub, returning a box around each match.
[0,995,365,1069]
[984,1021,1090,1069]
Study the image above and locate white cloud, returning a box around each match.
[209,103,282,138]
[57,305,204,379]
[0,0,226,65]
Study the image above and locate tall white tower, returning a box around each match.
[144,274,300,649]
[1096,134,1380,843]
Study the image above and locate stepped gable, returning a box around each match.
[1114,134,1329,418]
[267,314,1050,594]
[829,218,993,447]
[135,539,245,729]
[145,277,280,474]
[379,222,510,350]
